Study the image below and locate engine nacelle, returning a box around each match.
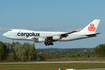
[53,35,61,40]
[38,38,45,42]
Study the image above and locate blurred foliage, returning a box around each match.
[1,41,105,62]
[93,44,105,57]
[0,41,7,60]
[8,52,15,61]
[1,41,37,61]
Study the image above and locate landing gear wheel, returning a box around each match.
[44,42,48,46]
[44,41,54,46]
[50,42,53,45]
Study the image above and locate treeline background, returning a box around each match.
[0,41,105,62]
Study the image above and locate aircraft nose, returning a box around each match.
[3,33,8,37]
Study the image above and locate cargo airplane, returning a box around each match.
[3,19,100,46]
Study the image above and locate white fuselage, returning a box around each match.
[3,29,89,42]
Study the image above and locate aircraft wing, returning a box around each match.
[46,28,81,38]
[59,28,81,37]
[32,28,81,42]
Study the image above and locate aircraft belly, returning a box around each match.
[59,34,88,41]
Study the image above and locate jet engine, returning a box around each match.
[38,38,45,42]
[53,35,61,40]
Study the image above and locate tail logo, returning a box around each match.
[88,23,96,31]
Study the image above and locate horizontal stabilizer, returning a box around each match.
[85,33,100,37]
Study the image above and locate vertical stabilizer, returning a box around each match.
[80,19,100,34]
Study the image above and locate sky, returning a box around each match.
[0,0,105,48]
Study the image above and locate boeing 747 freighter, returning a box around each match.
[3,19,100,46]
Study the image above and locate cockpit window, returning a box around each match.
[9,30,12,31]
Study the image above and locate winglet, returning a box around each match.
[77,28,81,31]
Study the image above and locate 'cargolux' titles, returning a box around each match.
[17,32,40,37]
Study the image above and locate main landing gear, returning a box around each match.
[44,41,54,46]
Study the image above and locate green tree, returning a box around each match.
[29,44,37,61]
[93,44,105,57]
[14,42,26,61]
[5,43,12,51]
[37,54,45,61]
[13,42,37,61]
[77,54,80,57]
[87,54,90,58]
[23,42,30,60]
[0,41,7,60]
[8,52,15,61]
